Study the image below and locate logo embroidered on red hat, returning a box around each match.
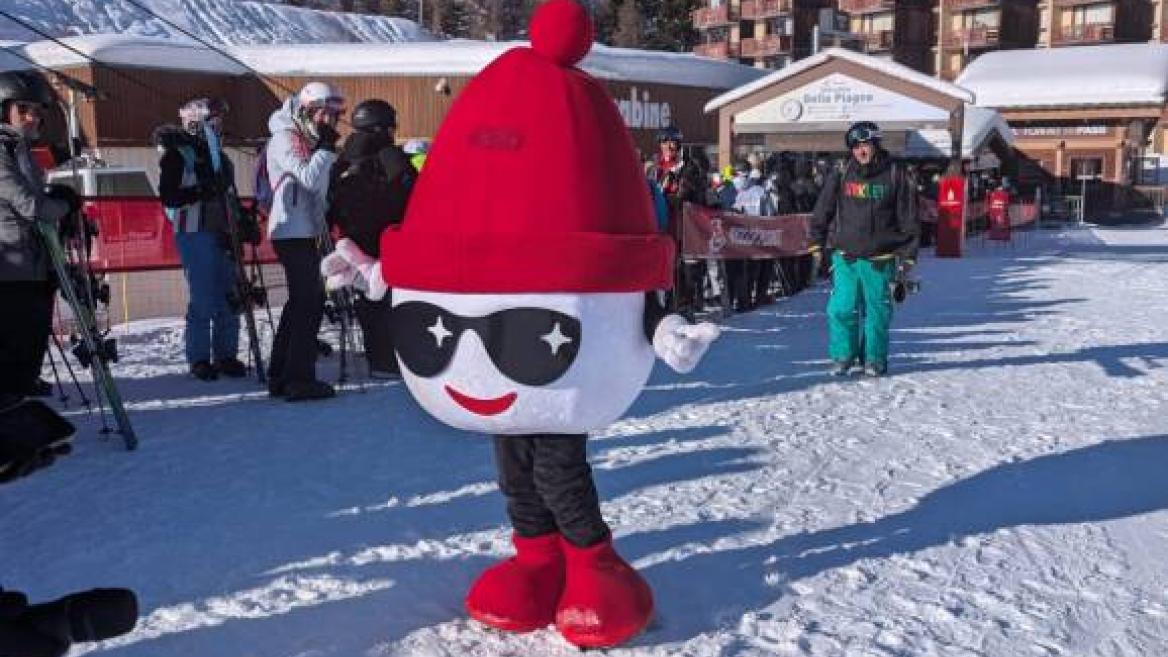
[469,127,524,151]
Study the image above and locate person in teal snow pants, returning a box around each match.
[809,121,919,377]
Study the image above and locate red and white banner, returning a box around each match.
[681,202,811,259]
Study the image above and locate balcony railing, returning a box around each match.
[739,34,792,57]
[864,29,895,50]
[944,25,1001,48]
[692,5,734,29]
[1054,21,1115,43]
[693,41,736,59]
[945,0,999,10]
[740,0,791,19]
[1055,0,1115,6]
[837,0,895,15]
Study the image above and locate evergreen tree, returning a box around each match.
[610,0,643,47]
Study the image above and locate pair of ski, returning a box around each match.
[35,218,137,450]
[204,124,268,386]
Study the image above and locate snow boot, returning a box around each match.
[190,361,218,381]
[214,358,247,378]
[863,362,887,377]
[555,535,653,649]
[829,359,854,377]
[284,380,336,402]
[466,532,564,633]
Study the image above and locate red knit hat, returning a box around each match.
[379,0,675,293]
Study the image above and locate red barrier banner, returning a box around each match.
[936,175,965,258]
[81,196,277,273]
[681,203,811,259]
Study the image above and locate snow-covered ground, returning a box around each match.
[1,0,431,44]
[4,222,1168,657]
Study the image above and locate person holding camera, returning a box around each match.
[265,82,344,401]
[158,97,247,382]
[0,72,76,399]
[810,121,919,377]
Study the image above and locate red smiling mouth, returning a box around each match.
[445,386,518,416]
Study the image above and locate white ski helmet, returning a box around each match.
[295,81,345,114]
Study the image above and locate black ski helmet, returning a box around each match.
[844,121,882,149]
[656,125,683,144]
[351,99,398,132]
[0,71,54,122]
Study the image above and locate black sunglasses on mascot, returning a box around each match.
[391,302,583,387]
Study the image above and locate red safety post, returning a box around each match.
[987,187,1010,241]
[935,175,965,258]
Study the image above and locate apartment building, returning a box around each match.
[693,0,1168,78]
[840,0,935,73]
[692,0,832,68]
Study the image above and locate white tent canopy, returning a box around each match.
[957,43,1168,109]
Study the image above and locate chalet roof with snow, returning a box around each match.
[957,43,1168,109]
[0,34,764,91]
[704,47,974,114]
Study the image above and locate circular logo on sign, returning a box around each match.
[780,98,803,121]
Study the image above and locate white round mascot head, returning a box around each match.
[377,0,676,435]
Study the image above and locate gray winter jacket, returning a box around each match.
[0,125,68,281]
[265,97,337,241]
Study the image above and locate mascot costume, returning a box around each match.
[322,0,720,647]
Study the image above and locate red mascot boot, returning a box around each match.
[465,532,564,633]
[555,535,654,648]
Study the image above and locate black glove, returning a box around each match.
[44,184,81,215]
[314,123,340,152]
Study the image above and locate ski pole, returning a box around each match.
[43,335,69,407]
[52,333,90,410]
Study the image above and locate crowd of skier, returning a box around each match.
[0,46,919,651]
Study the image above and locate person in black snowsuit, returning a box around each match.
[810,121,919,377]
[327,99,415,377]
[0,72,75,399]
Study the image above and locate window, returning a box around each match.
[1070,157,1103,178]
[1071,3,1113,25]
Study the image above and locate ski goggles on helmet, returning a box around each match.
[391,302,582,387]
[845,123,882,149]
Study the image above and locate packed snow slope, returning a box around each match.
[1,0,431,44]
[4,222,1168,656]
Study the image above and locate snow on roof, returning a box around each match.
[957,43,1168,109]
[0,35,249,75]
[230,40,763,88]
[704,47,974,114]
[0,0,433,46]
[0,34,763,90]
[963,104,1013,157]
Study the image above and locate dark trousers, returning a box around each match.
[354,293,396,373]
[0,282,53,396]
[270,239,324,385]
[725,259,752,311]
[493,434,609,548]
[752,260,775,304]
